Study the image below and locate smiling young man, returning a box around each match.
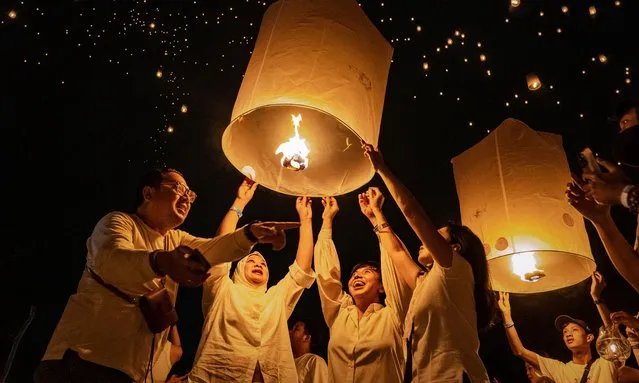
[498,292,618,383]
[34,168,296,383]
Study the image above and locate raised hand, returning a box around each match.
[582,158,629,206]
[361,140,386,172]
[366,187,385,212]
[497,291,512,318]
[235,178,258,208]
[296,196,313,221]
[249,221,301,251]
[358,193,376,223]
[566,175,610,223]
[321,197,339,221]
[610,311,639,330]
[590,271,606,300]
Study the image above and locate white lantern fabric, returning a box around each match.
[222,0,392,196]
[451,118,596,293]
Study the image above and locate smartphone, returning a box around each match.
[579,147,602,174]
[187,249,211,270]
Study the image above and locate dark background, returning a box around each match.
[2,0,638,381]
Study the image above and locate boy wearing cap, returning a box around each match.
[497,292,618,383]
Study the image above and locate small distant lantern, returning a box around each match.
[149,22,156,29]
[8,10,17,19]
[589,6,597,16]
[561,5,569,13]
[180,104,188,113]
[598,54,608,63]
[156,69,163,78]
[526,73,542,90]
[452,118,596,293]
[510,0,521,8]
[416,25,422,32]
[222,0,392,196]
[422,62,429,70]
[167,126,174,133]
[480,54,486,62]
[447,38,453,45]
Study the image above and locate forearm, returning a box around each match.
[593,300,613,327]
[594,217,639,293]
[373,210,420,289]
[377,166,452,265]
[216,198,246,236]
[296,219,313,272]
[503,313,540,367]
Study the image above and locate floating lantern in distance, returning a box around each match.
[598,54,608,63]
[614,0,621,6]
[454,30,460,36]
[416,25,422,32]
[526,73,541,90]
[452,118,595,293]
[423,62,429,70]
[589,5,597,15]
[156,69,163,78]
[149,22,156,29]
[222,0,392,196]
[510,0,521,8]
[167,126,174,133]
[447,38,453,45]
[8,10,16,19]
[180,104,188,113]
[561,5,569,13]
[480,54,486,62]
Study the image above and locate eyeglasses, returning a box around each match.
[160,182,197,203]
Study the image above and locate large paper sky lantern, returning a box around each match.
[451,118,596,293]
[222,0,393,196]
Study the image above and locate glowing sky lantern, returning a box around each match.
[452,118,596,293]
[526,73,542,90]
[222,0,392,196]
[510,0,521,8]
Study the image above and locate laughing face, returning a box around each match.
[147,171,194,229]
[348,265,384,302]
[562,323,593,350]
[244,253,269,286]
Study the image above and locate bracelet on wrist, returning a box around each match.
[230,206,243,218]
[374,222,390,233]
[504,321,515,329]
[593,298,604,305]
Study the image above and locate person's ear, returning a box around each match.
[378,285,385,295]
[142,185,155,202]
[586,333,594,343]
[304,334,311,344]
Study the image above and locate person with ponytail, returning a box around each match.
[362,142,496,382]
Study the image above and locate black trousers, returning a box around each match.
[33,349,133,383]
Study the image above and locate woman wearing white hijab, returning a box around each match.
[189,182,316,383]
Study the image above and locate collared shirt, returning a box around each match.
[189,261,316,383]
[538,355,617,383]
[42,212,254,382]
[295,353,329,383]
[406,252,489,382]
[314,229,412,383]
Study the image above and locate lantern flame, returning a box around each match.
[511,252,546,282]
[275,114,310,171]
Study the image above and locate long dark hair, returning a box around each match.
[446,222,497,331]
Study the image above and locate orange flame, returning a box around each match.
[275,114,310,171]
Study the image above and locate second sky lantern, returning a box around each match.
[222,0,392,196]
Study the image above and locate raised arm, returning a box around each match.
[498,292,541,369]
[590,271,612,327]
[567,178,639,293]
[216,179,257,236]
[314,197,351,327]
[363,187,421,290]
[295,196,314,273]
[362,142,453,268]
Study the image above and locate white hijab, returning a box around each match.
[232,251,268,295]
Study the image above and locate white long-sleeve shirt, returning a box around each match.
[405,252,489,382]
[295,353,329,383]
[189,258,316,383]
[42,212,254,382]
[314,229,412,383]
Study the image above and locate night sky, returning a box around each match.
[3,0,639,381]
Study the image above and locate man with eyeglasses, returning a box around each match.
[35,168,298,383]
